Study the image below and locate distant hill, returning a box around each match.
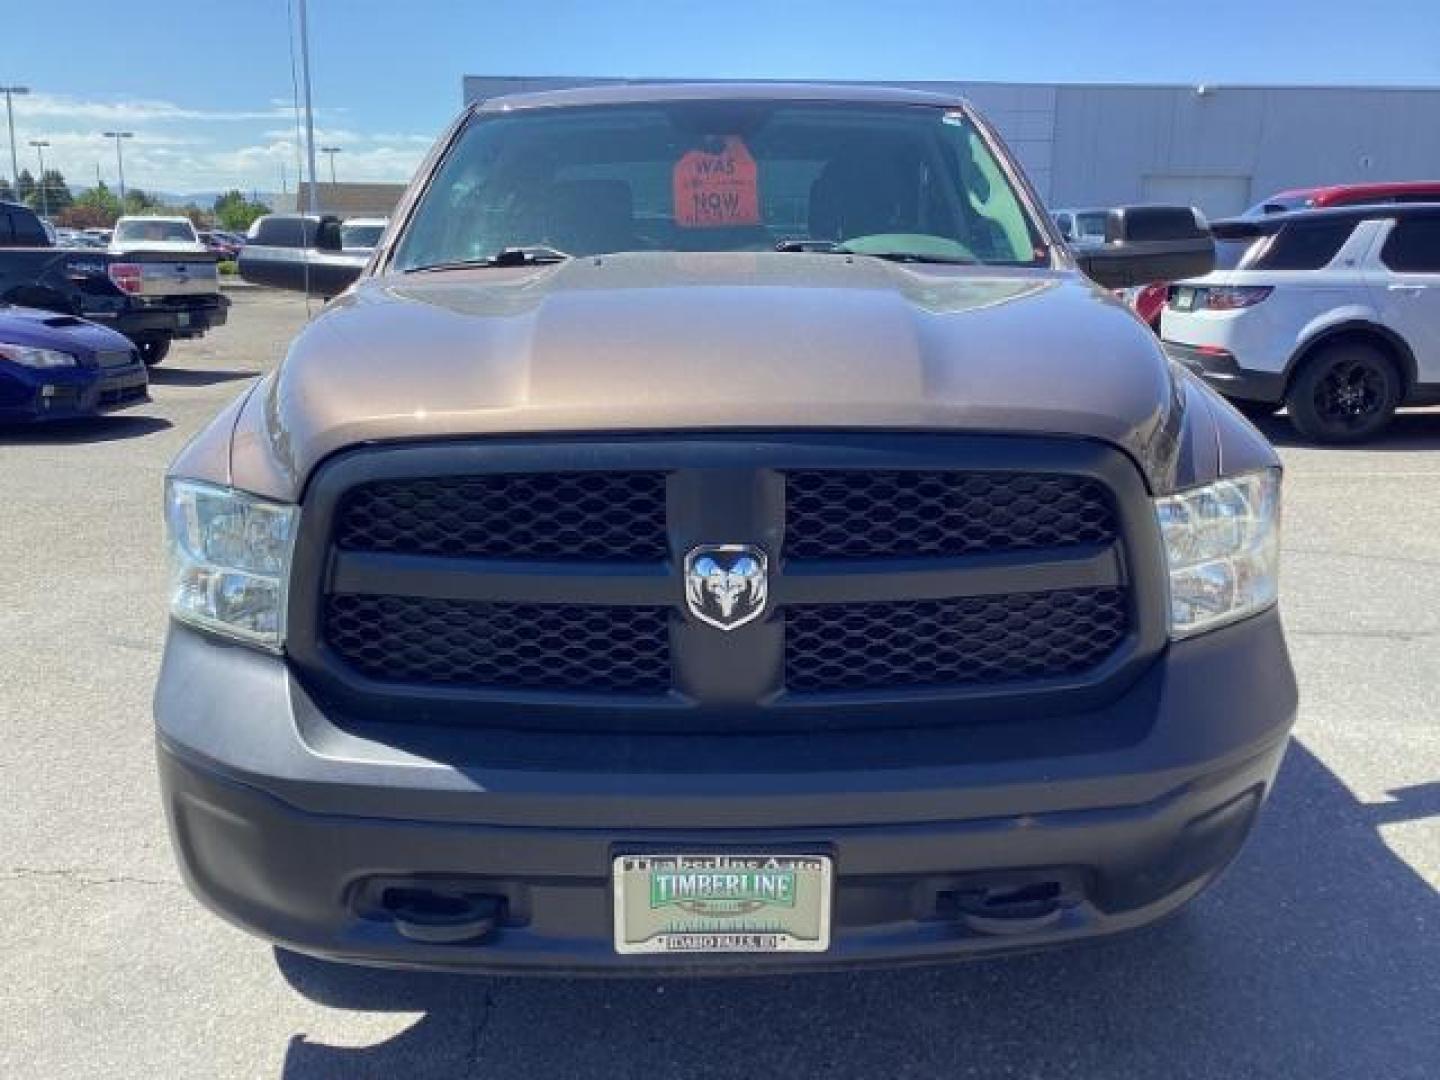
[147,191,280,207]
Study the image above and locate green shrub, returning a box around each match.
[217,260,238,276]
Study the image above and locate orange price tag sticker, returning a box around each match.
[673,137,760,228]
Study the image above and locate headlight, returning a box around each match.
[1154,469,1280,638]
[0,343,78,368]
[165,479,298,650]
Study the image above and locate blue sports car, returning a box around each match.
[0,305,148,423]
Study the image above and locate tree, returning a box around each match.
[58,184,118,229]
[56,204,113,229]
[0,177,13,201]
[31,169,73,215]
[123,188,158,214]
[213,189,271,232]
[15,168,35,204]
[64,183,122,227]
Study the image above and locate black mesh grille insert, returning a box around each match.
[335,472,668,562]
[785,471,1116,560]
[785,589,1128,692]
[324,595,672,693]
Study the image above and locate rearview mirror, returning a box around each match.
[1074,205,1214,289]
[238,212,366,297]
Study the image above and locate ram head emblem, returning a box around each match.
[683,545,769,631]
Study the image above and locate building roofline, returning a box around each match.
[465,74,1440,97]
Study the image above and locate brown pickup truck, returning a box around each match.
[157,83,1295,973]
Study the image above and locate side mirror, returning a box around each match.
[238,212,366,297]
[1074,205,1214,289]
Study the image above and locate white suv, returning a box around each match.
[1161,205,1440,442]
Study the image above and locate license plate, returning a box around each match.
[613,854,832,955]
[1172,286,1197,311]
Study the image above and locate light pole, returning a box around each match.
[1,85,29,189]
[29,139,49,218]
[103,130,133,208]
[320,146,341,186]
[296,0,320,215]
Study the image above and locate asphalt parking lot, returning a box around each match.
[1,286,1436,1079]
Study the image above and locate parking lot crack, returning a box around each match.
[1289,628,1440,641]
[466,988,496,1076]
[1285,546,1440,569]
[1,866,182,890]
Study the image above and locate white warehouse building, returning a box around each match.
[462,75,1440,219]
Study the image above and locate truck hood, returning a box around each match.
[229,252,1189,500]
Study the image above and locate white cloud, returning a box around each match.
[15,92,291,125]
[2,91,433,194]
[260,126,364,144]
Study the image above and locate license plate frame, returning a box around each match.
[612,854,833,955]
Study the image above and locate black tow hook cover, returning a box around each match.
[388,892,504,945]
[940,881,1078,936]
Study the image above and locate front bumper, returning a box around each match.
[156,611,1296,974]
[0,359,148,422]
[1163,341,1285,404]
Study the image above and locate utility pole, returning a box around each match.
[297,0,320,216]
[1,85,29,188]
[29,139,49,218]
[320,146,341,186]
[103,131,133,207]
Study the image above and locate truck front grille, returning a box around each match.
[295,436,1159,730]
[784,471,1116,559]
[335,471,668,562]
[325,595,671,693]
[785,589,1128,692]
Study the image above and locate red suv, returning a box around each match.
[1247,180,1440,216]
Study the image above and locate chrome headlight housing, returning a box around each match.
[165,479,298,650]
[0,343,78,368]
[1154,469,1281,638]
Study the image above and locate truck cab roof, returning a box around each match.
[476,81,973,114]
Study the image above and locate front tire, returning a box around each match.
[1286,342,1400,444]
[137,334,171,367]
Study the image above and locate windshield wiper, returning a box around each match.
[833,247,975,265]
[774,239,840,253]
[405,245,571,273]
[774,239,974,265]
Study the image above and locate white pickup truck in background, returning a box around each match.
[109,215,209,256]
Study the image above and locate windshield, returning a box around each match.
[392,102,1046,271]
[341,223,386,248]
[116,219,197,243]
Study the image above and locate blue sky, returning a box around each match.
[4,0,1437,196]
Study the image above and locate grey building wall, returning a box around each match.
[462,76,1440,218]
